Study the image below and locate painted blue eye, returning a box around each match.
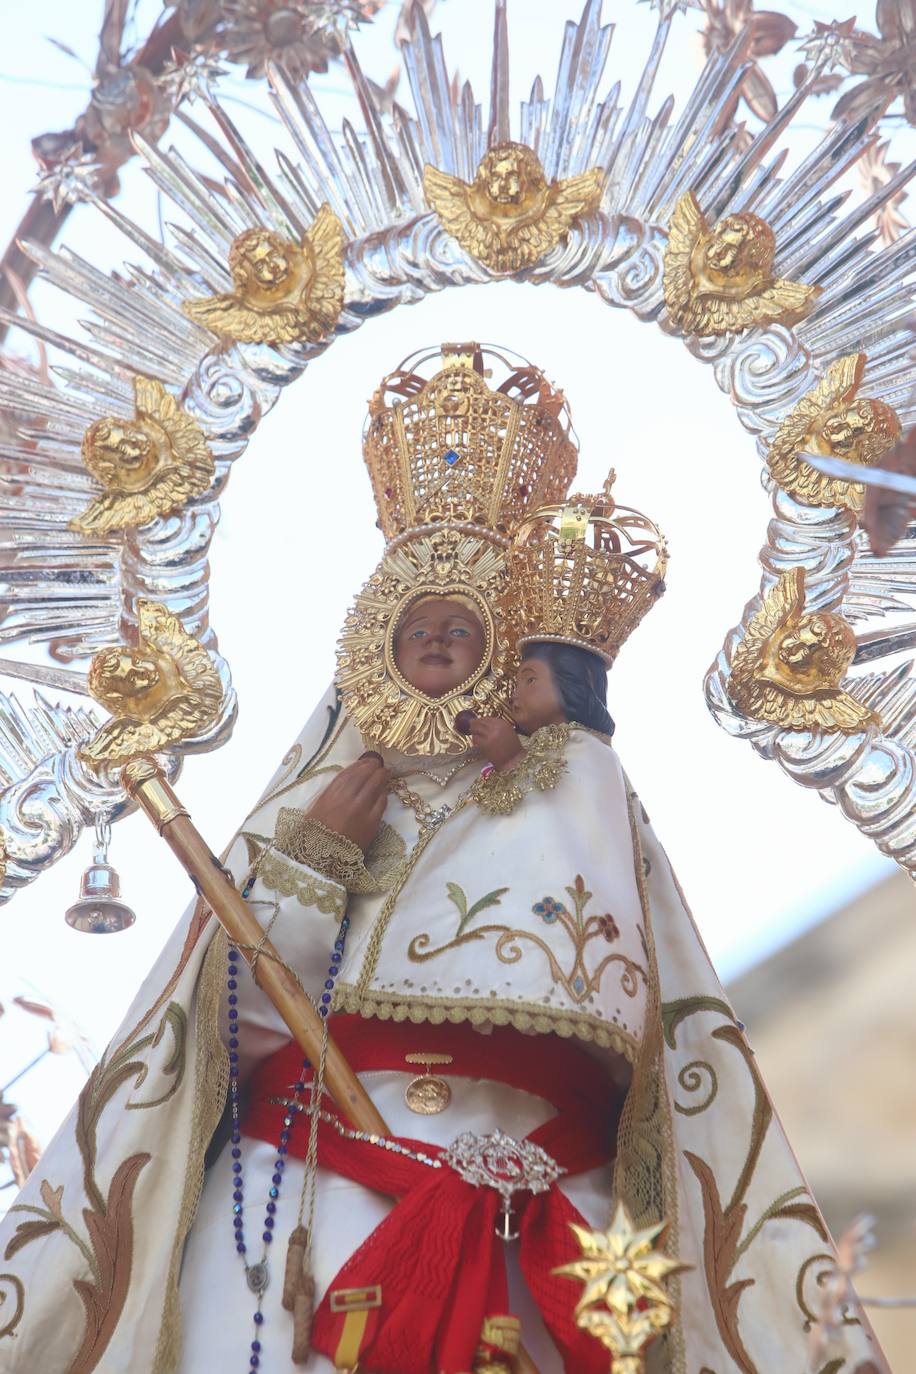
[449,627,470,637]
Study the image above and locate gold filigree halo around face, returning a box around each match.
[663,190,820,336]
[338,344,581,755]
[423,141,603,274]
[767,352,902,513]
[182,204,345,345]
[726,567,878,733]
[71,375,215,535]
[81,599,224,765]
[337,529,514,756]
[508,478,668,666]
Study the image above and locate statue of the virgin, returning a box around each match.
[0,343,886,1374]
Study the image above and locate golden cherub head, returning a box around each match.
[766,354,902,511]
[473,142,545,216]
[815,398,900,461]
[81,601,224,765]
[82,416,164,492]
[700,212,775,285]
[182,205,345,345]
[760,611,856,696]
[664,192,818,335]
[424,145,602,275]
[72,376,215,536]
[228,227,313,305]
[727,568,877,733]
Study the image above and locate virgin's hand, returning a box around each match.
[468,716,523,770]
[305,755,390,852]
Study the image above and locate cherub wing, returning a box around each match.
[768,354,868,504]
[720,276,820,334]
[139,600,223,709]
[516,166,603,260]
[729,568,804,695]
[772,686,877,732]
[303,203,345,338]
[70,467,203,535]
[80,713,172,764]
[423,164,499,260]
[182,292,306,344]
[663,191,707,323]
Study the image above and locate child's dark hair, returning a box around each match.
[521,642,615,737]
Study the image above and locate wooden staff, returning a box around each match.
[122,756,543,1374]
[122,756,388,1137]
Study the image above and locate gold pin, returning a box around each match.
[404,1052,454,1115]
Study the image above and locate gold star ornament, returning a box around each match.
[554,1202,686,1374]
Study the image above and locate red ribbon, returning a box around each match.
[243,1018,620,1374]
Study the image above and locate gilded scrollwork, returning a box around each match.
[182,205,345,344]
[424,141,603,274]
[766,353,901,513]
[71,375,215,536]
[81,600,224,765]
[408,873,645,1006]
[726,568,878,733]
[663,191,819,336]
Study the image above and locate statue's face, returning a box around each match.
[511,654,567,734]
[232,230,296,293]
[94,648,161,698]
[704,217,753,274]
[394,596,486,698]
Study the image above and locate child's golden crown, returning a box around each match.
[364,343,578,544]
[509,477,668,665]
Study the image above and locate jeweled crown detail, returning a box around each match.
[363,344,578,544]
[509,480,668,666]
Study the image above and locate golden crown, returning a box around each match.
[508,478,668,665]
[363,343,578,544]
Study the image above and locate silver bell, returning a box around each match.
[65,817,136,934]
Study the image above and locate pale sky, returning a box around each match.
[0,0,910,1167]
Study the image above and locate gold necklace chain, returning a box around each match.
[389,755,475,788]
[389,777,455,830]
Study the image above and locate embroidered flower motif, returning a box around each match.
[532,896,569,924]
[597,914,620,943]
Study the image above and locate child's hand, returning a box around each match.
[467,716,524,770]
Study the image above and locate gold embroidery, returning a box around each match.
[470,723,569,815]
[408,872,645,1006]
[154,928,229,1373]
[244,844,347,917]
[614,788,684,1374]
[273,811,406,894]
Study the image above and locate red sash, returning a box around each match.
[243,1017,621,1374]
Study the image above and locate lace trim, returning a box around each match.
[470,723,570,815]
[332,982,639,1062]
[252,848,347,916]
[273,811,405,893]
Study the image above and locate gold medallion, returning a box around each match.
[404,1053,454,1115]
